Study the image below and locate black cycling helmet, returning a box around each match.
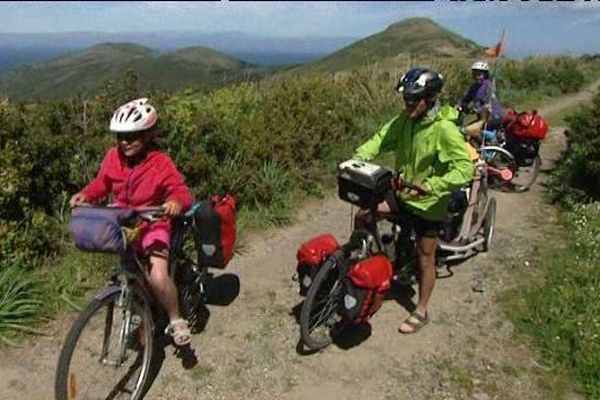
[395,68,444,102]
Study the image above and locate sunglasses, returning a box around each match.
[403,97,423,108]
[116,131,145,142]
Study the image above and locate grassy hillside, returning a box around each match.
[0,42,267,100]
[295,18,483,74]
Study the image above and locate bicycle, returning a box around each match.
[55,203,205,400]
[298,159,495,351]
[459,107,542,192]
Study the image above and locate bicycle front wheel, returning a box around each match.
[55,288,154,400]
[299,256,345,351]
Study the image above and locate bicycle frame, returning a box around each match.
[95,252,155,368]
[438,160,490,260]
[93,204,202,367]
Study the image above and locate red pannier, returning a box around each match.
[503,108,549,140]
[339,255,393,324]
[296,234,339,296]
[194,194,237,268]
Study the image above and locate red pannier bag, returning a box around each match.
[339,254,393,324]
[503,108,549,140]
[296,234,339,296]
[194,194,237,268]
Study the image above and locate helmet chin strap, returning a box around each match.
[426,97,438,109]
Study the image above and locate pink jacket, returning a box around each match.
[82,147,193,211]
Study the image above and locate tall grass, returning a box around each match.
[506,204,600,398]
[0,267,45,346]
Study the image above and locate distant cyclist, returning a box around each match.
[456,61,504,134]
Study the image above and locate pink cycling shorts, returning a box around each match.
[136,221,171,251]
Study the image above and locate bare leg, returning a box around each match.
[399,235,437,333]
[144,248,191,345]
[414,236,438,316]
[145,249,181,321]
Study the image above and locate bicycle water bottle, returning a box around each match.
[482,129,497,144]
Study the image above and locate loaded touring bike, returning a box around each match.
[296,158,496,351]
[55,203,208,400]
[460,107,546,193]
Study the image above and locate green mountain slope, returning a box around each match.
[0,43,263,99]
[298,18,483,74]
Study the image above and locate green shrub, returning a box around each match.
[549,89,600,204]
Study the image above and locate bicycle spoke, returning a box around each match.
[59,294,152,400]
[309,287,340,329]
[310,300,338,331]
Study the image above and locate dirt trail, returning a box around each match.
[536,77,600,117]
[1,79,597,400]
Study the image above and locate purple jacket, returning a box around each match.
[459,79,502,117]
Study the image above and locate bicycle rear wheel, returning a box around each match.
[482,197,496,252]
[299,256,345,351]
[512,155,541,192]
[55,288,154,400]
[173,227,207,329]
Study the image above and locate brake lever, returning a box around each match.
[392,172,428,195]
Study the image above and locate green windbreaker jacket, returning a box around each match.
[354,103,475,221]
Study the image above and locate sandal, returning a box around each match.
[165,318,192,346]
[398,311,429,334]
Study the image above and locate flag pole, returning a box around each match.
[485,29,505,127]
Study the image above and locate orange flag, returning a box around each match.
[485,30,506,58]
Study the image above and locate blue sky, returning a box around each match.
[2,1,600,56]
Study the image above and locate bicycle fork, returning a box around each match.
[100,283,135,368]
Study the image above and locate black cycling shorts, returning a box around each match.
[384,190,442,239]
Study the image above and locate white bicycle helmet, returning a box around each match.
[471,61,489,72]
[110,98,158,133]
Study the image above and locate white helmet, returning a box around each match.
[110,98,158,133]
[471,61,489,72]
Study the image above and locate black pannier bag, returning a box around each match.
[193,194,237,269]
[506,136,540,167]
[337,159,392,210]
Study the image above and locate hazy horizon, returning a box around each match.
[2,2,600,70]
[2,2,599,54]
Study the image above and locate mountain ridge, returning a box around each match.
[0,42,262,99]
[297,17,483,73]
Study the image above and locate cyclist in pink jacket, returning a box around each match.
[69,98,194,346]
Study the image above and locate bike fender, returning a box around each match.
[480,145,515,160]
[94,285,121,301]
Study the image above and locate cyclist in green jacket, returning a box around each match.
[353,68,475,334]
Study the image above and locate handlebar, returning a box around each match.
[457,105,479,115]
